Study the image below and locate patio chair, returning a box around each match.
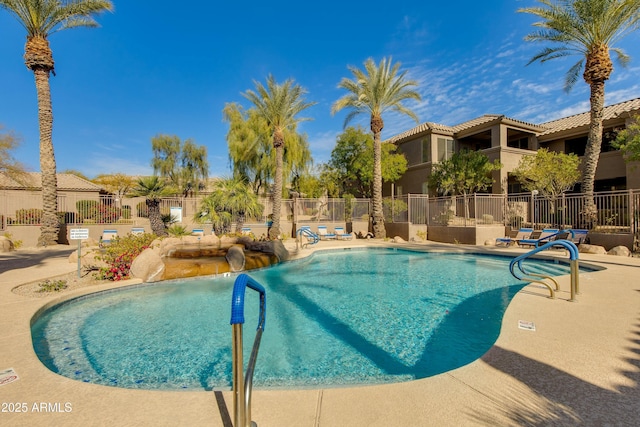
[317,225,336,240]
[241,227,252,236]
[334,227,353,240]
[518,228,559,248]
[131,227,145,235]
[496,228,533,246]
[191,228,205,237]
[100,229,118,247]
[567,229,589,245]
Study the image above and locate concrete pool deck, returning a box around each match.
[1,240,639,426]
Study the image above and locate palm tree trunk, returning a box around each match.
[581,80,605,228]
[371,115,386,238]
[34,68,60,246]
[270,143,284,239]
[147,200,167,236]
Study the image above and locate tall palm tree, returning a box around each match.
[0,0,113,245]
[332,57,421,238]
[519,0,640,226]
[243,75,316,239]
[129,176,173,237]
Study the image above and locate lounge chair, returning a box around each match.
[191,228,205,237]
[131,227,145,235]
[317,225,336,240]
[241,227,253,236]
[334,227,353,240]
[518,228,559,248]
[496,228,533,246]
[100,229,118,247]
[567,229,589,245]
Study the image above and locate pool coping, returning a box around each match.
[1,240,640,426]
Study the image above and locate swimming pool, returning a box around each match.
[31,248,578,391]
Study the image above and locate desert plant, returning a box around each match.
[95,233,157,281]
[37,279,67,293]
[167,224,190,237]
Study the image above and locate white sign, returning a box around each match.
[170,207,183,223]
[70,228,89,240]
[518,320,536,331]
[0,368,19,386]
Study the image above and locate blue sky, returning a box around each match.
[1,1,640,179]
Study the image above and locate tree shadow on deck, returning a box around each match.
[470,312,640,426]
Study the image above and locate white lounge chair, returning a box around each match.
[334,227,353,240]
[317,225,336,240]
[100,229,118,247]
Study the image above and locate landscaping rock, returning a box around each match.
[578,244,607,255]
[68,249,108,269]
[607,245,631,257]
[226,244,246,272]
[0,236,14,252]
[244,239,290,261]
[484,238,496,246]
[393,236,406,243]
[130,247,165,282]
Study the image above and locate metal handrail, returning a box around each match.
[230,274,266,427]
[296,227,319,246]
[509,240,580,301]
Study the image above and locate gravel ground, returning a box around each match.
[11,267,110,298]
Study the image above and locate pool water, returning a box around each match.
[31,248,576,391]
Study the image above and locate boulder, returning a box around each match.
[484,238,496,246]
[578,244,607,255]
[226,244,246,272]
[68,249,108,269]
[607,245,631,257]
[393,236,406,243]
[244,239,290,261]
[0,236,14,253]
[130,247,165,282]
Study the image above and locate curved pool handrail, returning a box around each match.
[509,240,580,301]
[231,273,266,329]
[297,227,319,245]
[230,273,266,427]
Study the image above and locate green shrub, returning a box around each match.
[37,279,67,293]
[95,233,157,281]
[167,224,190,236]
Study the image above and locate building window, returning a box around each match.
[437,138,454,162]
[565,136,587,156]
[421,138,430,163]
[508,137,528,149]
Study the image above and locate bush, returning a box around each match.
[37,279,67,293]
[95,233,157,281]
[167,224,190,236]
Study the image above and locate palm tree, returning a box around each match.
[243,75,316,239]
[199,177,264,234]
[0,0,113,245]
[129,176,173,237]
[519,0,640,226]
[332,57,421,238]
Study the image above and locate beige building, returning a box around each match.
[386,98,640,196]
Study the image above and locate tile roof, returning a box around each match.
[0,172,103,191]
[387,114,544,144]
[539,98,640,136]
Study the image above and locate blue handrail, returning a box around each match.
[231,273,266,328]
[509,240,580,301]
[230,273,266,427]
[297,227,320,245]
